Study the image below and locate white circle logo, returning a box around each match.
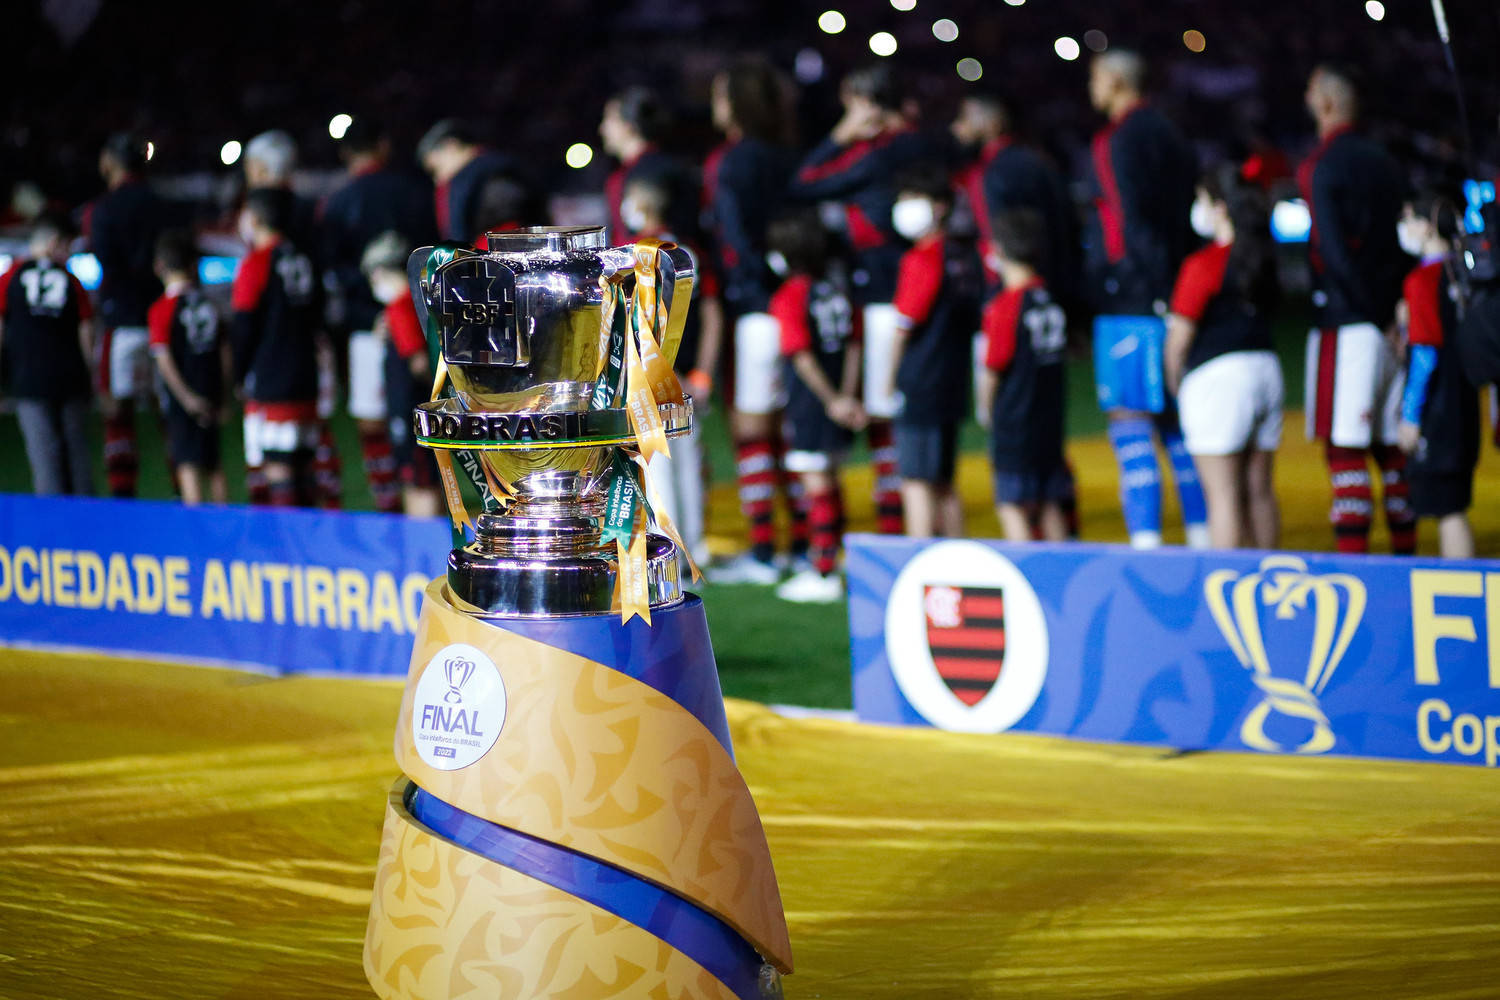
[885,541,1049,733]
[411,643,507,770]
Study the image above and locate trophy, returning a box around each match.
[363,227,792,1000]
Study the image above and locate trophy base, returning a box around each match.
[448,531,681,618]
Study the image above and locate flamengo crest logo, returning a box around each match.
[412,642,506,770]
[885,541,1049,732]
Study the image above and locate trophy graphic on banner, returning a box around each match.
[363,228,792,999]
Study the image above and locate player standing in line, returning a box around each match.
[362,234,440,518]
[621,174,724,568]
[148,230,230,506]
[1164,165,1284,550]
[231,190,325,508]
[1086,50,1208,549]
[417,119,541,244]
[702,59,804,584]
[950,91,1082,538]
[886,166,982,538]
[88,132,166,498]
[978,210,1070,543]
[320,118,435,514]
[0,216,98,496]
[1396,192,1479,559]
[599,87,701,246]
[242,129,342,508]
[1299,64,1415,555]
[788,64,934,537]
[767,212,866,604]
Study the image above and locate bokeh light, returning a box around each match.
[818,10,846,34]
[932,18,958,42]
[869,31,898,57]
[565,143,594,169]
[1183,29,1206,53]
[328,114,353,140]
[220,140,242,166]
[1054,36,1081,61]
[956,58,983,82]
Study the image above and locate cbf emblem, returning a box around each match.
[886,542,1048,733]
[1206,555,1367,755]
[412,642,506,771]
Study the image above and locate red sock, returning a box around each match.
[1326,445,1372,554]
[1373,444,1416,555]
[313,423,343,510]
[360,427,402,514]
[868,419,903,534]
[245,464,271,506]
[776,443,810,558]
[735,439,776,562]
[809,485,844,576]
[103,404,139,498]
[267,477,298,507]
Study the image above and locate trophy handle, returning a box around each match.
[653,243,696,369]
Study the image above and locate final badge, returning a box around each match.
[363,228,792,999]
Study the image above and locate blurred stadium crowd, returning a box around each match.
[2,0,1498,602]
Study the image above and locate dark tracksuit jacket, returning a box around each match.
[702,137,794,315]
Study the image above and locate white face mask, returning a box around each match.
[1190,197,1218,240]
[1397,219,1426,258]
[766,250,790,277]
[621,200,647,235]
[371,273,405,305]
[891,197,935,241]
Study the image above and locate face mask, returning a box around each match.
[891,197,935,241]
[766,250,789,277]
[237,213,256,247]
[1397,219,1425,258]
[1190,198,1217,240]
[621,201,647,235]
[371,274,404,305]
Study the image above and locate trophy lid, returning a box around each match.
[485,226,607,254]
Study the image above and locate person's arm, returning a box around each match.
[1398,265,1445,451]
[1308,155,1370,321]
[710,149,768,300]
[889,242,944,398]
[228,249,271,384]
[1164,314,1196,396]
[1163,248,1217,394]
[787,107,888,201]
[153,345,209,422]
[1111,118,1189,299]
[690,294,723,401]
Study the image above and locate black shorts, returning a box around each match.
[895,421,959,485]
[164,406,221,470]
[1409,470,1473,518]
[992,457,1072,507]
[784,409,854,458]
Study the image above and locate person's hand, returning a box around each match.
[1397,420,1422,455]
[828,394,865,430]
[185,392,213,427]
[685,369,713,402]
[831,102,884,145]
[1164,346,1186,396]
[1385,320,1406,356]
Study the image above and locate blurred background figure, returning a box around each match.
[0,215,97,497]
[89,131,166,498]
[418,119,540,244]
[1299,63,1414,555]
[599,86,700,246]
[320,116,435,514]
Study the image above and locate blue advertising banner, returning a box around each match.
[848,534,1500,767]
[0,494,449,676]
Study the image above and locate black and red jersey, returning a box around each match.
[435,150,538,244]
[1168,241,1275,373]
[0,258,93,401]
[231,238,321,414]
[320,163,435,332]
[1297,126,1409,329]
[955,137,1078,300]
[1403,259,1478,476]
[774,271,862,440]
[983,277,1067,469]
[1086,103,1197,314]
[789,125,937,304]
[893,235,982,425]
[702,137,794,314]
[85,177,168,329]
[605,147,701,247]
[148,284,224,406]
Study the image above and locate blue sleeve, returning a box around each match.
[1402,344,1439,425]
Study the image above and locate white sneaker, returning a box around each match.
[775,568,843,603]
[786,553,816,577]
[706,553,781,585]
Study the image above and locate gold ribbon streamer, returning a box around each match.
[633,452,703,584]
[611,505,651,626]
[428,361,473,533]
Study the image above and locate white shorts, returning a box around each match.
[1178,350,1284,456]
[783,449,844,474]
[243,411,320,467]
[732,312,785,415]
[1305,323,1403,448]
[107,326,151,399]
[347,331,387,421]
[862,303,901,419]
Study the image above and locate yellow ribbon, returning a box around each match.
[428,361,473,533]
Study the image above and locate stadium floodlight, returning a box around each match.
[891,0,916,10]
[145,141,155,162]
[1054,36,1081,61]
[932,18,958,42]
[565,142,594,169]
[328,113,353,140]
[1004,0,1025,6]
[869,31,898,56]
[956,57,983,82]
[818,10,846,33]
[1084,29,1108,52]
[1365,0,1386,20]
[220,140,242,166]
[1183,29,1206,52]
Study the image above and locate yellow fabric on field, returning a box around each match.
[1,649,1497,999]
